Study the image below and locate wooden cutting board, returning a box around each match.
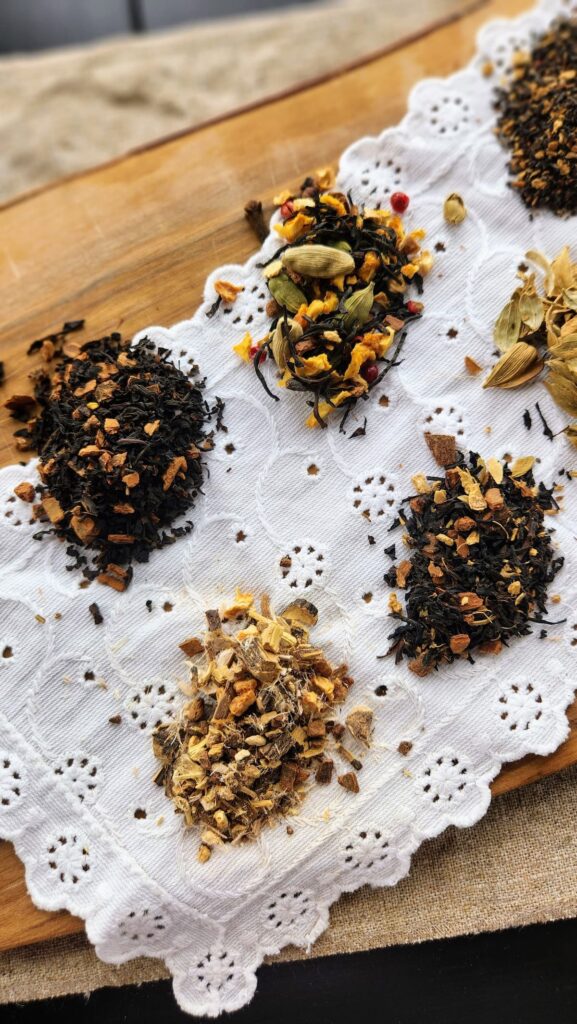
[0,0,575,955]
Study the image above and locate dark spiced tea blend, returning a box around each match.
[494,17,577,217]
[8,328,220,590]
[385,449,564,675]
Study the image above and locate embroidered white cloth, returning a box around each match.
[0,0,575,1015]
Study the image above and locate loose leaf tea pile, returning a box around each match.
[153,593,369,860]
[385,450,563,675]
[494,17,577,216]
[8,330,218,590]
[232,169,431,427]
[484,247,577,438]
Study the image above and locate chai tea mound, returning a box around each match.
[494,17,577,216]
[153,593,368,860]
[8,328,220,590]
[385,450,564,676]
[231,167,431,428]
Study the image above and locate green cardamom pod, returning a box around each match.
[342,283,375,332]
[270,318,303,370]
[268,273,307,313]
[443,192,467,225]
[281,244,355,279]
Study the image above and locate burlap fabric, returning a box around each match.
[1,0,576,1006]
[0,0,465,203]
[2,765,576,1003]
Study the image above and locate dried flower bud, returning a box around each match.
[443,192,467,224]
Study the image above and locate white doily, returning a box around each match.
[1,0,576,1015]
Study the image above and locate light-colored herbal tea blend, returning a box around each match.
[385,447,564,676]
[229,168,431,427]
[484,247,577,439]
[153,592,371,860]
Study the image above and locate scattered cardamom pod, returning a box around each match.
[547,336,577,360]
[544,370,577,416]
[483,341,543,389]
[443,192,467,225]
[281,243,355,279]
[270,318,302,371]
[493,293,522,353]
[342,282,375,332]
[519,287,544,332]
[546,358,577,384]
[268,273,307,313]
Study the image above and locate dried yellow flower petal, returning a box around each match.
[319,192,347,217]
[510,456,535,478]
[486,457,504,484]
[296,353,332,377]
[215,280,244,304]
[262,259,282,280]
[315,166,335,190]
[343,342,374,382]
[233,332,253,363]
[457,468,487,511]
[274,212,315,242]
[412,474,432,494]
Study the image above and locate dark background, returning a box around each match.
[3,917,577,1023]
[0,0,313,53]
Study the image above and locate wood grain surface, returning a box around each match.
[0,0,574,954]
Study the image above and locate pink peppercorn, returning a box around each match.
[406,300,421,315]
[390,191,410,213]
[361,362,379,385]
[250,345,267,365]
[280,201,294,219]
